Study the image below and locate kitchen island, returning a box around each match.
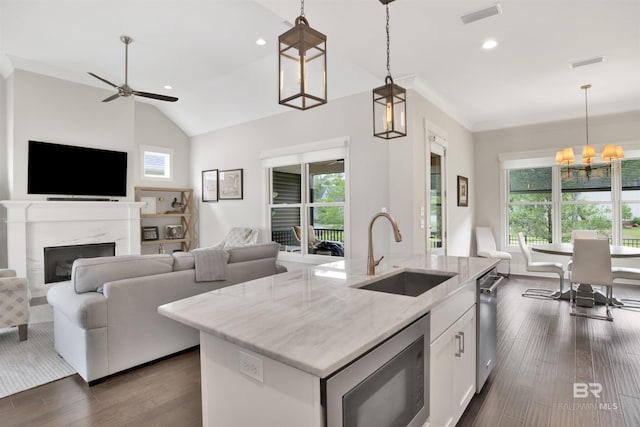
[159,255,498,426]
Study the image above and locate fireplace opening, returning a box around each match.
[44,242,116,284]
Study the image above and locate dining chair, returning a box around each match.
[476,226,511,277]
[611,266,640,309]
[517,232,565,299]
[571,230,600,241]
[569,238,614,321]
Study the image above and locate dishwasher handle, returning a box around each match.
[480,276,504,294]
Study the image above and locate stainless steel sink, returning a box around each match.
[357,271,456,297]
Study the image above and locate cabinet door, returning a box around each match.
[430,326,455,427]
[452,307,476,422]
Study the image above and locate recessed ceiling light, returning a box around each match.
[482,39,498,50]
[163,85,173,90]
[256,38,267,46]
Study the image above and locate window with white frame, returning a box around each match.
[504,155,640,248]
[140,145,173,181]
[263,139,348,260]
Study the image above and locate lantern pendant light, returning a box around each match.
[373,0,406,139]
[278,0,327,110]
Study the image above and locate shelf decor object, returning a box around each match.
[140,196,156,214]
[373,0,406,140]
[219,169,244,200]
[142,226,159,241]
[457,176,468,207]
[165,225,184,239]
[135,187,194,252]
[278,0,327,110]
[202,169,218,202]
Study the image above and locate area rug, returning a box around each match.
[0,321,76,399]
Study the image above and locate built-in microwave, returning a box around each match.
[322,314,430,427]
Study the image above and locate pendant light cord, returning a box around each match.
[584,85,589,145]
[386,4,391,78]
[300,0,305,17]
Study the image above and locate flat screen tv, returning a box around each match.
[28,140,128,198]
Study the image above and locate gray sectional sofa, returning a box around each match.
[46,242,286,383]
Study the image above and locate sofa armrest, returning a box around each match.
[0,277,28,293]
[0,269,17,278]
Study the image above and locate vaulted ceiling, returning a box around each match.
[1,0,638,137]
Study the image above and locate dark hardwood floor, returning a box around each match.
[1,276,639,426]
[459,276,640,427]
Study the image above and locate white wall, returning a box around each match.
[191,89,476,261]
[1,70,190,262]
[7,70,190,200]
[401,91,476,257]
[0,73,7,267]
[191,91,389,260]
[473,110,640,270]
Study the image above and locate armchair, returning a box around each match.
[0,269,30,341]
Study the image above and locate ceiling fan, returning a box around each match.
[88,35,178,103]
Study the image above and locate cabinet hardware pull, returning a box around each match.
[459,331,465,354]
[454,333,462,357]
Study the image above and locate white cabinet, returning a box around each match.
[430,302,476,427]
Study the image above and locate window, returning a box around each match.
[560,164,612,242]
[140,145,173,181]
[507,167,552,245]
[504,155,639,248]
[621,159,640,248]
[270,160,346,258]
[262,138,349,260]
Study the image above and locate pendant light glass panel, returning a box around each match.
[373,77,406,139]
[278,17,327,110]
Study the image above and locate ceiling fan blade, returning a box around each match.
[132,90,178,102]
[102,93,121,102]
[88,72,118,88]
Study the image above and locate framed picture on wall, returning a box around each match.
[219,169,243,200]
[457,175,468,207]
[202,169,218,202]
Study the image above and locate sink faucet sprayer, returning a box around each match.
[367,212,402,275]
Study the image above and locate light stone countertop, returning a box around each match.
[158,254,498,378]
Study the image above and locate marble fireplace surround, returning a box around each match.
[1,201,144,298]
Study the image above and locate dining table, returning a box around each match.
[531,243,640,258]
[531,242,640,306]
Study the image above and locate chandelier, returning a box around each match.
[372,0,406,139]
[555,84,624,180]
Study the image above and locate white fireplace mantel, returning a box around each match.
[1,200,144,298]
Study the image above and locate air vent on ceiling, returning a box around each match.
[571,56,606,68]
[460,3,503,25]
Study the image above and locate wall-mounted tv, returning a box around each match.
[28,140,128,198]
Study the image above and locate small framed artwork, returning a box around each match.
[140,196,156,214]
[219,169,244,200]
[142,226,159,241]
[457,175,469,207]
[202,169,218,202]
[166,225,184,239]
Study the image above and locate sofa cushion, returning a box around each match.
[72,254,174,294]
[172,251,195,271]
[228,242,279,264]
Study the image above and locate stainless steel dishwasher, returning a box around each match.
[476,267,502,392]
